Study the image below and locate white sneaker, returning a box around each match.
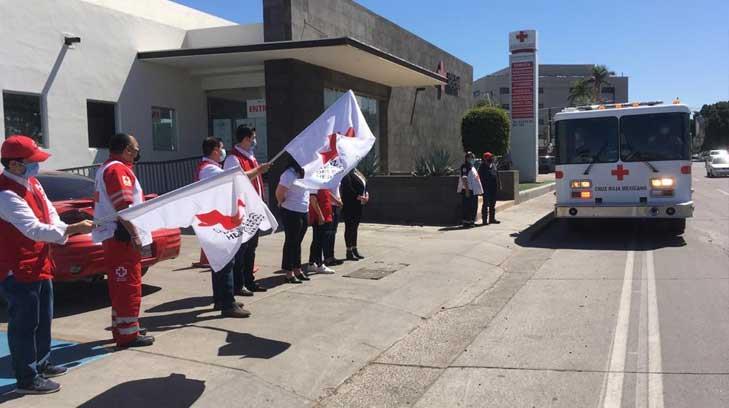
[315,264,335,274]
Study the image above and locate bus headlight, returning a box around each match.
[650,177,675,188]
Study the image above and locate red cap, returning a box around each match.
[1,135,51,162]
[483,152,493,159]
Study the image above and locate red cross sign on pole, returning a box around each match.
[516,31,529,42]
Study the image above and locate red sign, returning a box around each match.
[511,61,534,119]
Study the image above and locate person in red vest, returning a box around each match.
[223,126,271,296]
[0,135,94,394]
[92,133,155,348]
[304,189,336,274]
[195,137,250,318]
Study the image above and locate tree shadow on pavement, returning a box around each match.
[77,373,205,408]
[515,215,687,251]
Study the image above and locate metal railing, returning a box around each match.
[59,156,200,195]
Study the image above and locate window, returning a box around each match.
[556,117,619,165]
[539,87,544,94]
[499,87,510,95]
[539,119,545,125]
[87,101,116,148]
[3,91,44,146]
[473,90,481,98]
[620,112,690,162]
[538,103,544,109]
[602,87,615,94]
[501,104,510,110]
[152,107,177,151]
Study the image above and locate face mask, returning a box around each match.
[251,139,257,149]
[134,152,141,163]
[219,148,227,162]
[468,159,475,165]
[22,162,40,179]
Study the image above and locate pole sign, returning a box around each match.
[508,30,538,182]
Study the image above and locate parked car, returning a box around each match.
[37,171,181,282]
[706,149,728,163]
[706,155,729,178]
[538,155,556,173]
[692,153,702,162]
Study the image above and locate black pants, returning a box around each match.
[232,242,248,291]
[211,261,235,309]
[1,277,53,387]
[482,192,497,223]
[344,217,360,248]
[281,208,308,271]
[329,206,340,257]
[242,232,259,290]
[461,191,478,224]
[309,222,334,265]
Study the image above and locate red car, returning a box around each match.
[37,171,181,282]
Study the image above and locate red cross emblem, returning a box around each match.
[516,31,529,42]
[319,127,355,164]
[611,164,630,181]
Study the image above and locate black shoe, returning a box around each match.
[221,305,251,318]
[15,377,61,394]
[352,248,365,259]
[249,285,268,292]
[40,364,68,378]
[213,301,245,311]
[285,276,302,284]
[325,258,344,266]
[346,250,359,261]
[235,287,254,297]
[295,273,310,281]
[122,335,155,348]
[490,220,501,224]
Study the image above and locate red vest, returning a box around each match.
[195,159,220,182]
[0,174,54,282]
[231,148,263,196]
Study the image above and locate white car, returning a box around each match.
[706,155,729,177]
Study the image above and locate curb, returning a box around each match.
[517,182,556,204]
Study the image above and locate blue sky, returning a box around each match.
[175,0,728,110]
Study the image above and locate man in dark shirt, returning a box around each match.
[478,152,501,225]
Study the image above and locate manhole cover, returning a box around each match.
[343,262,409,280]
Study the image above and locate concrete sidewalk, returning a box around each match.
[0,194,555,407]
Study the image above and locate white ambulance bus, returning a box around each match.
[553,101,693,234]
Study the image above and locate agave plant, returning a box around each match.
[412,147,455,176]
[357,150,380,178]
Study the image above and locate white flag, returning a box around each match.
[284,90,376,189]
[117,168,277,272]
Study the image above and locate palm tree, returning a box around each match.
[585,65,614,102]
[568,78,593,106]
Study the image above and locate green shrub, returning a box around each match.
[461,107,510,157]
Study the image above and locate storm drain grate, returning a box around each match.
[343,262,409,280]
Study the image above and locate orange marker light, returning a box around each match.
[580,191,592,199]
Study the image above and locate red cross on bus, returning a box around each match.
[516,31,529,42]
[611,164,630,181]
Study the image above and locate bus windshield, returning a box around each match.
[620,112,690,162]
[556,117,619,165]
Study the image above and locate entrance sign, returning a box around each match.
[247,99,266,118]
[509,29,538,182]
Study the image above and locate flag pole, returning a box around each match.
[267,149,287,165]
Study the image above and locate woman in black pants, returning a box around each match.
[341,168,369,261]
[275,159,311,283]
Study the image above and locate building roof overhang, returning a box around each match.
[137,37,446,87]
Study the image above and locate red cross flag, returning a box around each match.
[284,90,376,189]
[116,168,277,272]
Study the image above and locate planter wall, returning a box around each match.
[361,170,519,226]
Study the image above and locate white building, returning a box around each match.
[1,0,469,189]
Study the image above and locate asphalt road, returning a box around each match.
[398,162,729,408]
